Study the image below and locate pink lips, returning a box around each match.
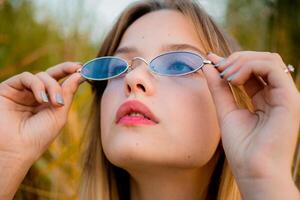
[115,100,159,125]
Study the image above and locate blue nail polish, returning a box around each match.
[41,91,49,103]
[55,93,64,105]
[215,58,226,68]
[219,67,231,78]
[227,73,237,81]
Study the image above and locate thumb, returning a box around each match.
[202,52,238,122]
[61,72,85,108]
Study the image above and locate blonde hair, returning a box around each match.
[79,0,255,199]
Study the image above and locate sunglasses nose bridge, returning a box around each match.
[128,57,150,72]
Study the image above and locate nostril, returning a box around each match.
[126,84,145,93]
[137,83,146,92]
[127,85,131,92]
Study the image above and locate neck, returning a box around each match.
[128,155,219,200]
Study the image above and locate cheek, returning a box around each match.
[161,76,221,164]
[100,81,123,148]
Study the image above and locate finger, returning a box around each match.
[60,72,84,108]
[216,57,266,98]
[202,53,238,122]
[214,51,273,72]
[36,72,64,107]
[46,62,82,81]
[269,53,296,83]
[213,51,241,70]
[224,60,292,89]
[219,61,241,80]
[243,74,266,98]
[208,51,266,97]
[225,60,300,112]
[0,84,39,107]
[215,52,295,88]
[1,72,48,104]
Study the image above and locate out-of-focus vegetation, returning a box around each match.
[226,0,300,85]
[0,0,299,199]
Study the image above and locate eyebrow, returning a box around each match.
[114,43,206,56]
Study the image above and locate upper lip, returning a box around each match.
[115,100,159,124]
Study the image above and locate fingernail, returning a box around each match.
[227,72,238,81]
[207,51,214,56]
[40,91,49,103]
[55,93,64,105]
[219,66,231,78]
[214,58,226,68]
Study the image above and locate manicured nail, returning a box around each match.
[40,91,49,103]
[55,93,64,105]
[227,72,238,81]
[215,58,226,68]
[219,67,231,78]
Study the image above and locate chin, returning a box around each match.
[102,140,210,172]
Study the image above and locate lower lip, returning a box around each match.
[118,116,157,125]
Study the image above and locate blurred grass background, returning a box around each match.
[0,0,299,199]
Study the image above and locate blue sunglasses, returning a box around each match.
[77,51,212,81]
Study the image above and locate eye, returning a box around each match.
[109,65,127,76]
[166,61,194,73]
[113,65,125,74]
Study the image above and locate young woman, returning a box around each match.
[0,1,299,199]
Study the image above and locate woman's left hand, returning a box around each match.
[202,51,300,199]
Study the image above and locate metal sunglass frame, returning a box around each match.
[77,51,212,81]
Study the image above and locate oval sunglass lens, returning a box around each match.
[81,57,127,80]
[150,52,204,75]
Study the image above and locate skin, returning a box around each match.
[0,9,299,200]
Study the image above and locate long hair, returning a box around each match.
[79,1,254,199]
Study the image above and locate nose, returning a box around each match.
[124,58,155,97]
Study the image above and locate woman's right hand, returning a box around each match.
[0,62,84,166]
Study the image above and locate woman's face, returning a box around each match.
[101,9,220,171]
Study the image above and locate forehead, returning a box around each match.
[116,9,205,57]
